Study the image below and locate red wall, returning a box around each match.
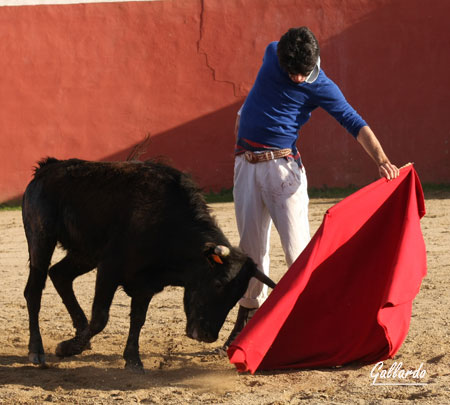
[1,0,449,203]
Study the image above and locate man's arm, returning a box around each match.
[235,105,243,139]
[356,126,400,180]
[235,113,240,139]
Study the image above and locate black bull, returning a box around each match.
[22,158,275,371]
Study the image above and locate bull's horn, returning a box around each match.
[253,268,276,289]
[214,245,230,257]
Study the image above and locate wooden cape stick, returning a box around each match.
[399,162,413,170]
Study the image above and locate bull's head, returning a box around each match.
[184,243,275,343]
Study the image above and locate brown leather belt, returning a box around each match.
[244,148,292,164]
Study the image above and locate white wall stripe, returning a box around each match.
[0,0,160,6]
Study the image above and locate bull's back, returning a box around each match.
[22,158,202,256]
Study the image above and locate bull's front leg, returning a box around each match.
[56,268,118,358]
[123,294,153,373]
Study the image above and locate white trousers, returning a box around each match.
[233,154,311,309]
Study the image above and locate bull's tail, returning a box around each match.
[22,158,59,293]
[22,168,58,366]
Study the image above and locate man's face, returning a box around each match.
[289,73,309,84]
[288,57,320,84]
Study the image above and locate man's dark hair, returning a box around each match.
[277,27,320,76]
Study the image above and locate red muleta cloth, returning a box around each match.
[228,165,426,373]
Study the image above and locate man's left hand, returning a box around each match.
[379,162,400,180]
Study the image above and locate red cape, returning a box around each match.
[228,165,426,373]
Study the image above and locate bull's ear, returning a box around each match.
[204,242,230,266]
[253,268,276,289]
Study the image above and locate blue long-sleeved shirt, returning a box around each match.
[236,42,367,159]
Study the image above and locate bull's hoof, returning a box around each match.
[55,338,88,358]
[29,352,46,365]
[125,359,145,374]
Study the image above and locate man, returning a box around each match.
[222,26,399,350]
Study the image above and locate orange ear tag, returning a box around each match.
[211,254,223,264]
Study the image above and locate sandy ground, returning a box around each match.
[0,194,449,404]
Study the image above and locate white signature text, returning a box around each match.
[370,361,427,385]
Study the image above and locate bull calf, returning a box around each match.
[22,158,275,371]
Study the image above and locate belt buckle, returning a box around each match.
[244,151,258,164]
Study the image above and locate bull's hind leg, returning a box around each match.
[55,265,118,358]
[123,293,153,372]
[49,253,95,356]
[23,234,56,366]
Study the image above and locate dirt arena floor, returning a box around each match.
[0,192,449,404]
